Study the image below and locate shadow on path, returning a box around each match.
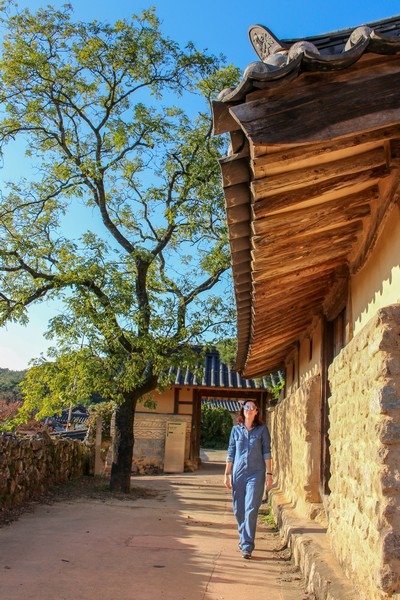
[0,450,308,600]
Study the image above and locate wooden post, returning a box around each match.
[94,416,103,476]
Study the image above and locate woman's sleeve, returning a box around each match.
[262,425,272,460]
[226,426,236,463]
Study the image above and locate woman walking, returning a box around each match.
[224,400,272,559]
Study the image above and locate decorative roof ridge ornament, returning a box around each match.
[217,19,400,103]
[249,25,287,61]
[249,24,322,69]
[344,26,372,51]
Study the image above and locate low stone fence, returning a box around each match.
[0,431,89,510]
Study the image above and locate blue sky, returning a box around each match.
[4,0,400,70]
[1,0,399,370]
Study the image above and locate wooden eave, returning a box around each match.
[216,50,400,378]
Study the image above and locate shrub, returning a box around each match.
[200,403,232,449]
[86,402,115,443]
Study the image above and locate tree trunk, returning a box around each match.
[110,392,137,492]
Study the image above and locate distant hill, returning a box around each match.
[0,368,26,403]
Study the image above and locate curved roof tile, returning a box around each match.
[172,349,269,390]
[219,17,400,104]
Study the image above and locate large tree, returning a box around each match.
[0,4,239,490]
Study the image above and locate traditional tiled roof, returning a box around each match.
[218,16,400,104]
[168,349,270,390]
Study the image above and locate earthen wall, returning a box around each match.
[132,413,192,473]
[271,375,322,519]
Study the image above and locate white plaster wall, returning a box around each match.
[138,387,175,413]
[299,320,323,384]
[352,203,400,336]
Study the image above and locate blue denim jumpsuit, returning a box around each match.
[227,423,271,553]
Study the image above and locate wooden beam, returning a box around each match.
[226,203,251,225]
[251,147,387,196]
[212,100,241,135]
[174,387,180,414]
[252,257,345,286]
[254,282,328,306]
[230,130,249,155]
[253,250,348,281]
[253,219,363,254]
[323,273,349,321]
[195,389,263,398]
[228,220,251,239]
[352,167,400,272]
[256,185,373,225]
[252,312,317,340]
[254,286,328,314]
[254,272,334,299]
[232,260,252,276]
[254,184,378,224]
[221,158,250,188]
[251,322,310,348]
[250,124,400,160]
[252,174,381,215]
[224,183,251,209]
[252,233,357,271]
[252,197,371,237]
[236,303,251,315]
[232,272,251,287]
[230,235,251,252]
[252,140,388,178]
[231,249,251,265]
[230,65,400,145]
[242,364,285,379]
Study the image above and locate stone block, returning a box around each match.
[378,419,400,445]
[370,386,400,414]
[376,564,400,596]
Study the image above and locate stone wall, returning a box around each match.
[271,375,322,519]
[0,431,88,510]
[328,305,400,599]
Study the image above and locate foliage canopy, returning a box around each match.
[0,3,239,488]
[0,4,239,411]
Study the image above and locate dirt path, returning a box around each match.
[0,455,311,600]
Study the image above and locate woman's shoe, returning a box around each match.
[242,551,252,560]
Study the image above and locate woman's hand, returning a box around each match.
[224,473,232,489]
[266,473,273,490]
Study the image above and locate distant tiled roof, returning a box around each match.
[168,349,270,390]
[218,15,400,103]
[201,398,242,412]
[58,407,88,425]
